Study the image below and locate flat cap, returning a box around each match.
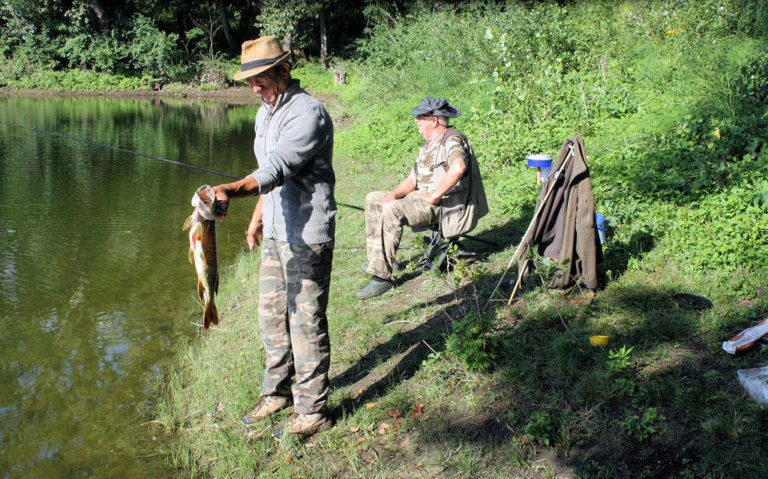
[409,97,461,118]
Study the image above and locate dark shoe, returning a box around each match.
[356,277,393,299]
[285,412,331,439]
[241,396,291,425]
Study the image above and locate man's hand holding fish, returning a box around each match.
[212,176,263,250]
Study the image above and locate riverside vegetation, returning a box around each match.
[34,1,763,477]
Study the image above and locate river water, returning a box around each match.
[0,95,257,476]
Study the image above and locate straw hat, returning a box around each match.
[233,36,291,81]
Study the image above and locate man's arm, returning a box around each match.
[421,156,466,205]
[384,176,416,203]
[212,175,260,219]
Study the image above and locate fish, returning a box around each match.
[182,185,222,329]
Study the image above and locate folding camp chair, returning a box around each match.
[412,207,496,271]
[413,224,477,271]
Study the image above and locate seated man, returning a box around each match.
[357,97,487,300]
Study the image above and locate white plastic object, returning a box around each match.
[722,318,768,354]
[737,366,768,404]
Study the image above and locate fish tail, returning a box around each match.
[203,300,218,329]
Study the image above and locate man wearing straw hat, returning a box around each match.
[211,36,336,438]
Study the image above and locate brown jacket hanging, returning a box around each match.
[519,134,602,289]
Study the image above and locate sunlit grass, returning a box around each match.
[155,2,768,477]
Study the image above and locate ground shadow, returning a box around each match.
[331,275,768,477]
[435,288,766,477]
[599,229,656,280]
[329,286,467,417]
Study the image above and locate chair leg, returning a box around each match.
[432,240,464,272]
[417,233,483,272]
[454,241,479,259]
[417,230,444,270]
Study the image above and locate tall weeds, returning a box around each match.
[341,0,768,285]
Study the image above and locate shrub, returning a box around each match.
[126,14,181,81]
[445,311,495,372]
[344,0,767,289]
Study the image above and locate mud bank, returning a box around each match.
[0,85,258,105]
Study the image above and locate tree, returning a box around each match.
[89,0,108,30]
[216,0,237,53]
[189,1,222,62]
[256,0,322,54]
[319,7,327,67]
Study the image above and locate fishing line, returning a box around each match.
[0,119,363,211]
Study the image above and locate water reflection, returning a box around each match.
[0,95,257,475]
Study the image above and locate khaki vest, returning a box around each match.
[432,128,489,239]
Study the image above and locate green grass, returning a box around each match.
[153,1,768,477]
[151,109,768,477]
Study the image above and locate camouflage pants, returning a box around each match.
[364,191,439,280]
[258,237,334,414]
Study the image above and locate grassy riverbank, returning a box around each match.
[152,2,768,477]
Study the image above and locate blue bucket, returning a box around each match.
[595,213,606,244]
[526,155,553,168]
[527,154,553,182]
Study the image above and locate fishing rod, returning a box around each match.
[0,119,364,211]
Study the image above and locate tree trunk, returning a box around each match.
[319,9,328,68]
[282,28,292,55]
[217,0,238,53]
[90,0,109,30]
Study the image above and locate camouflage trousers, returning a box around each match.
[258,237,334,414]
[364,191,439,280]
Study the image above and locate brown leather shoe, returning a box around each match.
[241,396,291,425]
[285,412,331,438]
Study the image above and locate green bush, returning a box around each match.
[127,14,181,81]
[5,69,148,91]
[338,0,767,294]
[445,311,495,372]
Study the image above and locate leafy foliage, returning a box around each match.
[0,0,367,88]
[338,0,767,288]
[126,14,181,81]
[4,69,147,90]
[445,310,495,372]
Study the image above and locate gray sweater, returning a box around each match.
[249,80,336,244]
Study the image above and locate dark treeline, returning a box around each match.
[0,0,512,86]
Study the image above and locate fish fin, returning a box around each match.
[203,300,218,329]
[182,214,195,231]
[188,247,194,264]
[197,279,205,302]
[194,222,203,241]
